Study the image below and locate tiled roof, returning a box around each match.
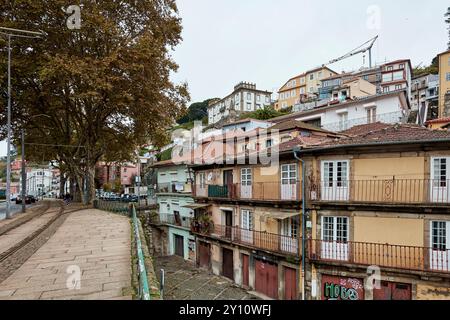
[312,123,450,149]
[277,135,333,153]
[340,122,391,136]
[269,120,333,134]
[425,117,450,125]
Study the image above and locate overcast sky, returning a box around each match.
[0,0,448,157]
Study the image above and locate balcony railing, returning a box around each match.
[159,213,192,229]
[194,181,303,202]
[309,239,450,274]
[192,224,299,256]
[310,179,450,205]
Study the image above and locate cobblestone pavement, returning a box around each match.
[154,256,259,300]
[0,209,132,300]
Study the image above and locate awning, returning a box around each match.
[260,211,299,220]
[182,203,211,210]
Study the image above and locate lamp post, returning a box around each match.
[293,146,306,300]
[0,27,44,219]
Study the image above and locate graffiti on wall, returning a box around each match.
[322,276,364,300]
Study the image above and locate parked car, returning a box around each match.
[16,195,32,205]
[121,194,138,203]
[29,195,37,203]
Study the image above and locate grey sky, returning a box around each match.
[171,0,449,102]
[0,0,448,157]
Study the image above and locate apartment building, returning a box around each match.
[438,50,450,117]
[380,59,412,99]
[275,90,410,132]
[188,122,341,300]
[277,67,338,110]
[150,160,196,262]
[296,123,450,300]
[207,82,272,126]
[411,74,439,125]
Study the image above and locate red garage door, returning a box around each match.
[284,267,298,300]
[255,259,278,299]
[321,275,364,300]
[373,282,412,300]
[242,254,249,287]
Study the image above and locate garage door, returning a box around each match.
[174,234,184,258]
[255,259,278,299]
[284,267,298,300]
[222,248,234,281]
[198,241,210,269]
[242,254,249,287]
[373,281,412,300]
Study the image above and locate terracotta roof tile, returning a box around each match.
[425,117,450,125]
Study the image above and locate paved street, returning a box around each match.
[0,209,132,300]
[154,256,259,300]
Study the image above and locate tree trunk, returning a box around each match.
[59,174,67,198]
[87,165,96,205]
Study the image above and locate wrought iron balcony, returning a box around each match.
[309,239,450,274]
[192,224,299,256]
[194,181,303,202]
[309,179,450,205]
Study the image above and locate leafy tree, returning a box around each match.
[177,99,216,124]
[446,7,450,49]
[413,55,439,77]
[0,0,189,203]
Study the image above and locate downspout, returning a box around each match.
[293,147,306,301]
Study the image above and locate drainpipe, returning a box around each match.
[293,146,306,301]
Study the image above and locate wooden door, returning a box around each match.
[284,267,298,300]
[198,241,210,269]
[224,210,233,239]
[242,254,249,287]
[255,259,278,299]
[174,234,184,258]
[373,281,411,300]
[222,248,234,281]
[223,170,233,198]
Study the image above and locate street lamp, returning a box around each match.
[0,27,44,219]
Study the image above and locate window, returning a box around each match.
[256,94,261,102]
[393,71,403,81]
[363,75,369,81]
[399,64,404,69]
[300,87,305,94]
[448,56,450,66]
[318,71,322,78]
[387,66,393,71]
[281,164,297,185]
[431,221,447,251]
[395,84,402,91]
[446,73,450,82]
[323,161,348,188]
[322,216,348,243]
[367,107,377,123]
[266,139,273,148]
[265,96,270,103]
[433,158,448,187]
[241,168,252,187]
[246,102,251,110]
[310,74,314,80]
[382,73,393,82]
[383,87,390,93]
[247,93,252,100]
[300,78,305,84]
[199,172,206,188]
[339,113,348,131]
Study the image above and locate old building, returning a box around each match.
[273,90,410,132]
[438,50,450,118]
[188,123,340,300]
[380,59,412,100]
[296,123,450,300]
[207,82,272,126]
[411,74,439,125]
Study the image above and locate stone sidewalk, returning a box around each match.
[0,209,132,300]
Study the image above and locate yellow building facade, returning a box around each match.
[438,50,450,117]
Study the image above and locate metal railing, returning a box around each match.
[192,223,300,256]
[94,199,131,215]
[131,204,151,300]
[309,179,450,204]
[321,111,406,132]
[160,213,192,229]
[309,239,450,274]
[194,181,303,202]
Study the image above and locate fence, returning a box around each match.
[131,204,151,300]
[309,239,450,274]
[94,199,131,215]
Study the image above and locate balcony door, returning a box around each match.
[281,217,299,254]
[431,158,450,203]
[281,164,297,200]
[223,170,233,198]
[240,209,253,244]
[240,168,252,199]
[321,160,349,201]
[321,216,349,261]
[430,221,450,272]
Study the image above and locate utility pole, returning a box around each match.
[0,27,44,219]
[21,129,26,213]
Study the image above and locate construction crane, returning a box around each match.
[323,35,379,68]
